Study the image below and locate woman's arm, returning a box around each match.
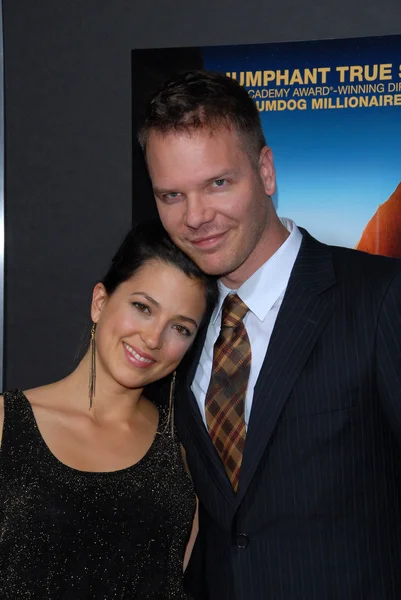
[181,445,199,572]
[183,498,199,572]
[0,395,4,447]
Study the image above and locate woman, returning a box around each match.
[0,220,218,599]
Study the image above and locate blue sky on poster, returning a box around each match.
[202,36,401,248]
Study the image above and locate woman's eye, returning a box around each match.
[132,302,150,315]
[173,324,192,337]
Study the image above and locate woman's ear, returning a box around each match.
[91,283,108,323]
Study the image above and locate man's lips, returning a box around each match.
[189,231,228,248]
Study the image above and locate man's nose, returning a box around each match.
[184,195,214,229]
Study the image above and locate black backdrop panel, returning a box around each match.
[132,47,204,225]
[3,0,401,390]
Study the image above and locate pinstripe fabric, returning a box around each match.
[177,230,401,600]
[205,294,250,491]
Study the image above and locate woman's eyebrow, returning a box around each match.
[130,293,199,328]
[130,292,159,307]
[176,315,199,329]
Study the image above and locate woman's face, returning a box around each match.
[91,258,207,391]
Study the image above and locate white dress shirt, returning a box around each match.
[191,217,303,429]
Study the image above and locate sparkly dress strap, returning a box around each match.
[154,401,173,437]
[1,390,38,462]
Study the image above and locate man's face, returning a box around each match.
[146,126,276,287]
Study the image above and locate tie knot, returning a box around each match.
[221,294,249,328]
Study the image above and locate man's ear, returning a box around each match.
[259,146,276,197]
[91,283,108,324]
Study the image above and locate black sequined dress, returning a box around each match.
[0,390,195,599]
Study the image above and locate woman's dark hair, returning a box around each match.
[101,219,218,320]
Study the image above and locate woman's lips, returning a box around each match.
[123,342,156,368]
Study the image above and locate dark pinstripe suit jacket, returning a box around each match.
[176,230,401,600]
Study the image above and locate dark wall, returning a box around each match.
[3,0,401,389]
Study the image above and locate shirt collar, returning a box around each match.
[211,217,303,324]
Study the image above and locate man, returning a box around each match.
[138,70,401,599]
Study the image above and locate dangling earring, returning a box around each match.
[164,370,176,436]
[89,323,96,409]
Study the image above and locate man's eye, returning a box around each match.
[163,192,182,201]
[213,179,227,187]
[132,302,150,315]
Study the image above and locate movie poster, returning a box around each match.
[132,35,401,257]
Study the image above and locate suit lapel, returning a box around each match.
[235,232,337,506]
[177,323,236,505]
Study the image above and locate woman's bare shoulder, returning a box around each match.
[23,382,66,409]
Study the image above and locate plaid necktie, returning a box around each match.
[205,294,251,491]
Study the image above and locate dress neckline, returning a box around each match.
[15,389,165,477]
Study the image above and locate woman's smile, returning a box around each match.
[122,341,156,368]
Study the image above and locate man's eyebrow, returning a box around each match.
[130,292,160,308]
[153,169,240,195]
[204,169,240,183]
[152,186,174,195]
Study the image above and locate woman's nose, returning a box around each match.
[140,324,163,350]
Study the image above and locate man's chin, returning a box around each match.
[175,239,235,276]
[191,255,234,277]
